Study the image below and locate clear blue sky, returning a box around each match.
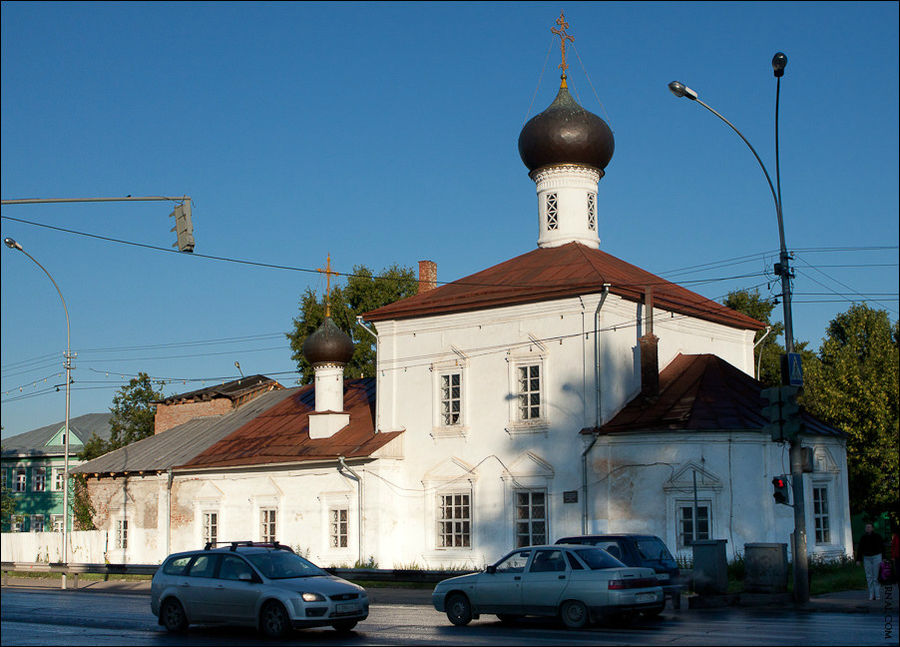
[2,2,898,438]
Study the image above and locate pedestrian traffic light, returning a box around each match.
[761,386,785,441]
[761,385,805,442]
[772,476,790,505]
[170,200,194,253]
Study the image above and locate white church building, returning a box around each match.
[66,49,852,569]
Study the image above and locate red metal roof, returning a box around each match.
[585,354,843,437]
[363,243,764,331]
[180,378,402,469]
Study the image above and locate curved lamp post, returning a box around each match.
[667,54,810,605]
[4,237,73,571]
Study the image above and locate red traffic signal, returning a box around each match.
[772,476,790,505]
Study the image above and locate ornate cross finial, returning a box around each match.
[550,11,574,75]
[317,253,339,318]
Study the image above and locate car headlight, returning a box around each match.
[301,592,326,602]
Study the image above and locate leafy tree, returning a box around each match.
[1,467,15,530]
[802,304,899,519]
[287,264,418,384]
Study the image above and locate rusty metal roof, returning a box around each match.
[181,378,401,470]
[585,354,844,438]
[363,242,764,331]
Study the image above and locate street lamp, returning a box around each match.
[667,53,810,604]
[4,237,74,573]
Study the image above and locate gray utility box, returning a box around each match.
[743,543,788,593]
[691,539,728,595]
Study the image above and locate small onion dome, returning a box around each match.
[518,79,615,173]
[302,317,354,365]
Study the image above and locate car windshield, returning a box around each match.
[574,547,625,570]
[245,551,326,579]
[635,538,674,561]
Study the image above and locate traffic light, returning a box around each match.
[170,200,195,253]
[772,476,790,505]
[761,386,785,441]
[761,385,805,442]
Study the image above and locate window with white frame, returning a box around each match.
[202,511,218,546]
[515,490,547,548]
[115,519,128,549]
[31,514,44,532]
[15,468,27,492]
[545,193,559,230]
[53,467,65,491]
[676,502,711,549]
[12,515,24,532]
[33,467,46,492]
[439,372,463,427]
[330,508,349,548]
[260,509,277,543]
[437,492,471,549]
[587,192,597,230]
[516,364,542,421]
[812,485,830,544]
[51,515,64,533]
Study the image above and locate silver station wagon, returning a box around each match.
[150,542,368,638]
[432,544,663,629]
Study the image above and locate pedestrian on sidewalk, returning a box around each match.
[855,522,884,600]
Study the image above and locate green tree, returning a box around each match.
[287,264,418,384]
[802,304,899,519]
[1,467,15,530]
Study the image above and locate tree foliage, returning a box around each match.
[287,264,418,383]
[1,466,15,528]
[802,304,899,519]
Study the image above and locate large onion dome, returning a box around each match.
[518,79,615,173]
[302,317,354,365]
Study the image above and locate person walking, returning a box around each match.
[856,523,884,600]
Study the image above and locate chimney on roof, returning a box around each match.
[639,287,660,401]
[418,260,437,293]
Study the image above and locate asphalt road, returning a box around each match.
[1,587,895,646]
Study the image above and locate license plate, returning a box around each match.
[336,602,359,613]
[636,593,656,603]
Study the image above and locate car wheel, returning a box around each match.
[260,601,290,639]
[160,598,188,633]
[496,613,520,624]
[445,593,473,626]
[560,599,590,629]
[332,620,358,633]
[641,604,665,618]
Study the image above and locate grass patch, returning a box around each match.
[5,571,152,582]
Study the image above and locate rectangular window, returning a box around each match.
[546,193,558,230]
[31,514,44,532]
[440,373,462,426]
[438,492,471,548]
[51,515,64,533]
[15,468,27,492]
[33,467,46,492]
[115,519,128,549]
[260,509,277,543]
[53,468,65,491]
[202,511,218,546]
[515,490,547,547]
[813,486,830,544]
[677,503,710,549]
[12,515,24,532]
[587,192,597,231]
[517,365,542,420]
[330,508,349,548]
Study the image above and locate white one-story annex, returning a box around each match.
[72,43,852,568]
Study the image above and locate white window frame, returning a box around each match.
[115,518,128,549]
[33,466,47,492]
[202,511,219,547]
[432,358,468,437]
[260,508,277,543]
[545,192,559,230]
[506,347,549,434]
[15,467,27,492]
[436,491,472,550]
[51,514,64,533]
[812,483,831,545]
[31,514,45,532]
[514,489,548,548]
[52,467,65,491]
[587,191,597,231]
[329,507,349,549]
[12,515,24,532]
[675,500,712,550]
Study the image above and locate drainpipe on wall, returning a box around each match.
[582,284,610,535]
[338,456,363,566]
[165,468,173,557]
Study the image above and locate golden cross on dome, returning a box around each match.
[551,11,574,74]
[317,253,339,318]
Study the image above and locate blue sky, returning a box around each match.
[2,1,898,438]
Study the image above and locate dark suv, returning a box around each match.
[555,534,683,608]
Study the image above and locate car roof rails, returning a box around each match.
[203,540,294,553]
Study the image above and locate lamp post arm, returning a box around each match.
[16,248,70,352]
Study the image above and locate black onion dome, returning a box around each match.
[518,81,614,173]
[302,317,354,365]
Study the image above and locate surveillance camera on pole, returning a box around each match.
[170,199,195,253]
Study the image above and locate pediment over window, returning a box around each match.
[252,477,284,499]
[663,461,722,493]
[46,427,83,447]
[813,447,840,474]
[195,481,224,502]
[503,451,554,480]
[422,456,477,486]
